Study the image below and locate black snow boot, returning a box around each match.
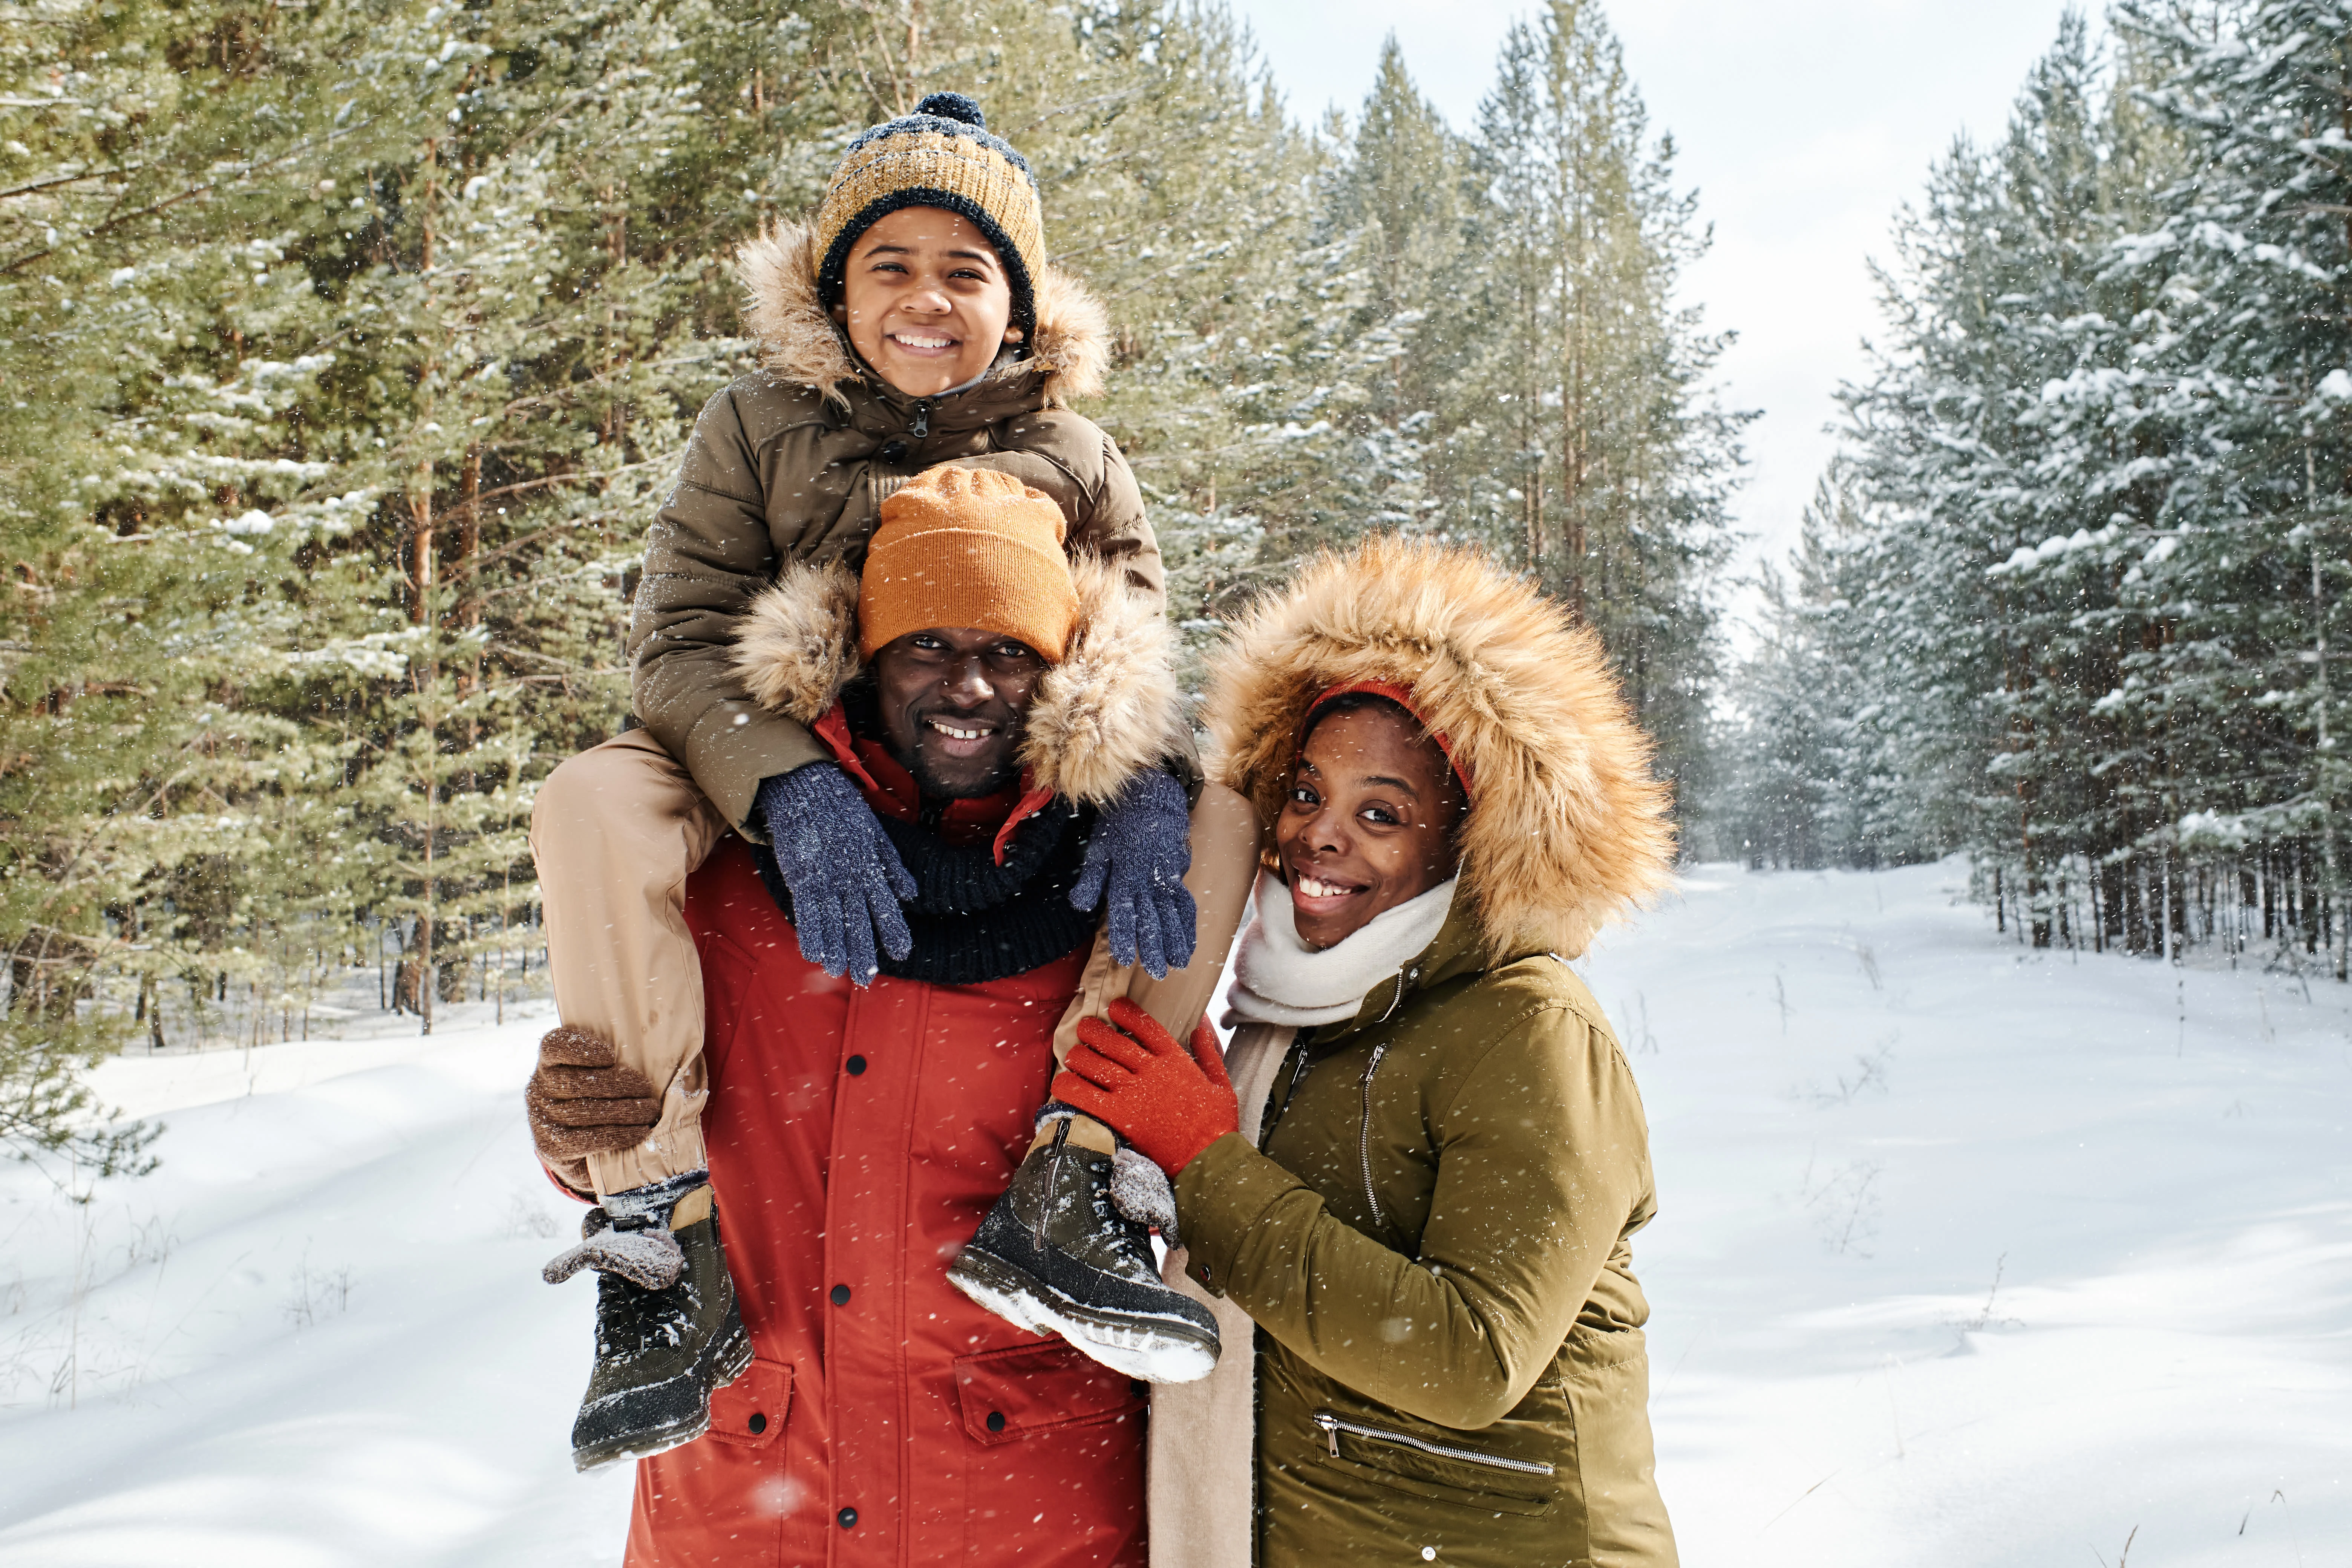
[542,1170,753,1470]
[947,1120,1220,1383]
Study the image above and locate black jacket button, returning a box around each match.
[831,1283,851,1306]
[747,1412,767,1434]
[877,439,908,464]
[838,1507,858,1529]
[846,1054,867,1076]
[986,1410,1007,1433]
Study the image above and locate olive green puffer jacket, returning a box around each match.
[1173,538,1684,1568]
[1176,901,1673,1568]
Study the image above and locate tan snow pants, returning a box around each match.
[529,728,1262,1198]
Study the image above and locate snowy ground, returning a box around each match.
[1598,861,2352,1568]
[0,858,2345,1565]
[0,998,628,1566]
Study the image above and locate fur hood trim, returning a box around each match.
[1204,537,1676,960]
[730,553,1181,810]
[735,216,1109,408]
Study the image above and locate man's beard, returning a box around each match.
[844,676,1026,799]
[898,700,1026,799]
[905,741,1021,799]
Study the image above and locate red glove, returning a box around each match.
[1052,997,1238,1175]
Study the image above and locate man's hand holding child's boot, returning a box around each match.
[526,1025,660,1194]
[526,1029,752,1468]
[758,761,917,983]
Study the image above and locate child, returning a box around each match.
[522,93,1256,1471]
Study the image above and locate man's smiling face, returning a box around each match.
[871,625,1047,798]
[836,206,1019,398]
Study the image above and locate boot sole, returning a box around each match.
[947,1246,1219,1385]
[572,1392,711,1472]
[571,1302,756,1472]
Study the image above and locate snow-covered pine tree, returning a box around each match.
[1464,0,1747,826]
[1733,3,2347,977]
[0,0,420,1161]
[1307,38,1490,546]
[1838,15,2176,946]
[307,0,847,1032]
[1715,475,1911,869]
[2098,0,2352,975]
[1,0,856,1085]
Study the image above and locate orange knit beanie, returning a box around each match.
[858,466,1079,662]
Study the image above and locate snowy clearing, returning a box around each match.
[0,1000,629,1566]
[0,858,2346,1565]
[1600,860,2352,1567]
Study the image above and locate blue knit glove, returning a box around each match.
[1069,769,1197,979]
[757,763,916,984]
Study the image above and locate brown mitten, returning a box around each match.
[525,1026,661,1187]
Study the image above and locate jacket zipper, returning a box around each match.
[1358,1041,1389,1230]
[1311,1412,1556,1476]
[1263,1038,1311,1139]
[910,399,932,439]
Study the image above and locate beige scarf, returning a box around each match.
[1147,874,1454,1568]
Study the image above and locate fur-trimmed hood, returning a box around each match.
[729,551,1181,810]
[736,216,1109,409]
[1204,537,1676,961]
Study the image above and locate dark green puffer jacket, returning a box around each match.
[1177,902,1672,1568]
[1177,537,1684,1567]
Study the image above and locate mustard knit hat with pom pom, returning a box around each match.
[815,92,1046,339]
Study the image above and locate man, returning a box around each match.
[520,89,1207,1472]
[533,468,1245,1563]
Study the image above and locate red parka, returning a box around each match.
[625,834,1148,1565]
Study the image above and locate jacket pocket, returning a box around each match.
[704,1357,791,1449]
[1309,1410,1556,1517]
[954,1340,1147,1447]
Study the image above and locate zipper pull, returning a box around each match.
[910,400,931,439]
[1313,1413,1340,1456]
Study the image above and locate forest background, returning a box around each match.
[1,0,2344,1170]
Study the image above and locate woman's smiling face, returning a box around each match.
[836,206,1018,397]
[1275,701,1465,951]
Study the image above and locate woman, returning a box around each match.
[1053,537,1680,1567]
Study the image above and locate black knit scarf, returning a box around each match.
[754,786,1098,987]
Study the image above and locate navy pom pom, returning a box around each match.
[914,92,985,129]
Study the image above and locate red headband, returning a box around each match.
[1302,680,1477,802]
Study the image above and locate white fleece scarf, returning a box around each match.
[1223,871,1459,1027]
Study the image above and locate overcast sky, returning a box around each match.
[1224,0,2087,612]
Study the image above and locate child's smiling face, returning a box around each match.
[837,206,1020,398]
